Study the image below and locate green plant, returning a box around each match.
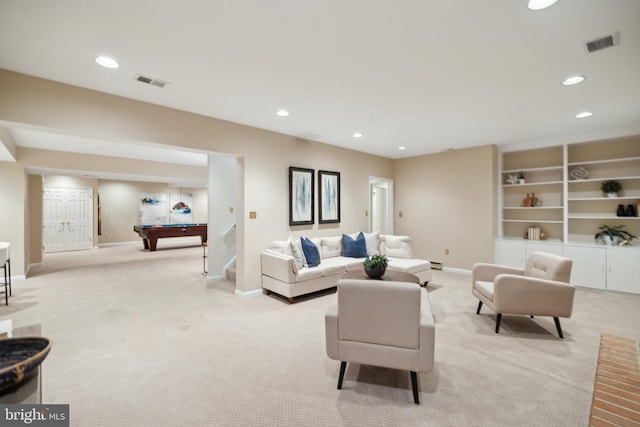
[601,180,622,194]
[594,225,637,245]
[364,254,388,270]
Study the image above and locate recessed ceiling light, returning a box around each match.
[353,132,363,138]
[398,146,406,151]
[276,110,290,117]
[562,75,585,86]
[95,56,119,69]
[576,111,593,118]
[527,0,558,11]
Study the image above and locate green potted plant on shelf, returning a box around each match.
[364,254,388,278]
[594,225,637,246]
[601,180,622,198]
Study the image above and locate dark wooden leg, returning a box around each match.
[495,313,502,333]
[3,264,7,305]
[7,258,10,296]
[553,317,564,339]
[337,361,347,389]
[149,238,158,251]
[142,239,150,250]
[476,301,483,314]
[410,371,419,404]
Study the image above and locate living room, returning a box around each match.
[0,1,639,425]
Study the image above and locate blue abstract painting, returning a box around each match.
[289,167,314,225]
[319,170,340,224]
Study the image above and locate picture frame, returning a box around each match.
[289,167,315,226]
[318,170,340,224]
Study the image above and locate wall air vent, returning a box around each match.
[136,74,169,88]
[584,31,620,54]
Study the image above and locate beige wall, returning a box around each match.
[0,70,393,291]
[0,161,26,277]
[393,145,498,270]
[28,175,43,265]
[98,180,207,244]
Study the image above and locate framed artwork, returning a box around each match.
[318,170,340,224]
[289,167,314,226]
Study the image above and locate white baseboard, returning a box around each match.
[98,241,140,248]
[206,274,225,283]
[442,267,471,275]
[234,288,263,298]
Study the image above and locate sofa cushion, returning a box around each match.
[296,268,323,282]
[361,231,380,256]
[387,257,431,275]
[288,237,305,269]
[381,235,413,259]
[342,232,368,258]
[320,256,364,272]
[267,240,289,254]
[475,280,494,301]
[301,237,321,267]
[321,236,342,258]
[320,263,347,277]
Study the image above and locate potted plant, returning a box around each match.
[601,180,622,198]
[363,254,388,278]
[594,225,637,246]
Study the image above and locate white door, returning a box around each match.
[606,247,640,294]
[43,187,93,253]
[369,177,394,234]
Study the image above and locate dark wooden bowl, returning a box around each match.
[0,337,52,392]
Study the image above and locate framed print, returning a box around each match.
[289,167,314,226]
[318,170,340,224]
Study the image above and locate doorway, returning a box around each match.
[43,187,93,252]
[369,177,394,235]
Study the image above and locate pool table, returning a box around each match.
[133,223,207,251]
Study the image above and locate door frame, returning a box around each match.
[368,177,394,234]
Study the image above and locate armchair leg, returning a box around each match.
[410,371,419,405]
[476,301,483,314]
[553,317,564,339]
[495,313,502,333]
[337,361,347,389]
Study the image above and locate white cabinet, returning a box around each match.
[606,247,640,294]
[494,240,525,268]
[563,245,607,290]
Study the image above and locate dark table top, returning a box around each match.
[341,269,419,284]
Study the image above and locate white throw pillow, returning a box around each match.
[381,235,413,259]
[321,236,342,258]
[268,240,289,254]
[358,231,380,256]
[288,236,305,269]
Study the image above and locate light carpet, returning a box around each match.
[1,243,640,426]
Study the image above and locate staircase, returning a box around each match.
[225,266,236,282]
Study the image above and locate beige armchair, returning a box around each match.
[472,251,574,338]
[325,278,435,404]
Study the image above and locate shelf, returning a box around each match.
[568,197,640,201]
[502,181,563,187]
[503,166,563,173]
[503,220,564,224]
[567,156,640,166]
[568,176,640,184]
[503,206,563,210]
[568,215,640,220]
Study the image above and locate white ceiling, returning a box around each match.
[1,0,639,171]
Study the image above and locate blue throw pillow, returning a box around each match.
[301,237,321,267]
[342,232,368,258]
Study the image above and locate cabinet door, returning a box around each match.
[606,248,640,294]
[526,242,564,258]
[563,245,606,290]
[494,240,526,268]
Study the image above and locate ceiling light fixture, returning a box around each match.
[276,110,290,117]
[353,132,363,138]
[95,56,119,69]
[398,146,406,151]
[576,111,593,118]
[527,0,558,11]
[562,75,585,86]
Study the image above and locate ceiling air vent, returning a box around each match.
[136,74,169,88]
[584,31,620,54]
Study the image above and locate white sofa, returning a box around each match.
[261,232,431,303]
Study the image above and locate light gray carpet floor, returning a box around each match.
[1,243,639,426]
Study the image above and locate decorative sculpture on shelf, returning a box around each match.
[506,174,519,185]
[522,193,541,207]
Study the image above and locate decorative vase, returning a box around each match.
[606,192,619,198]
[626,204,637,217]
[617,204,626,217]
[365,267,385,279]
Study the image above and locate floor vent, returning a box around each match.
[585,31,620,54]
[136,74,169,88]
[430,261,443,271]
